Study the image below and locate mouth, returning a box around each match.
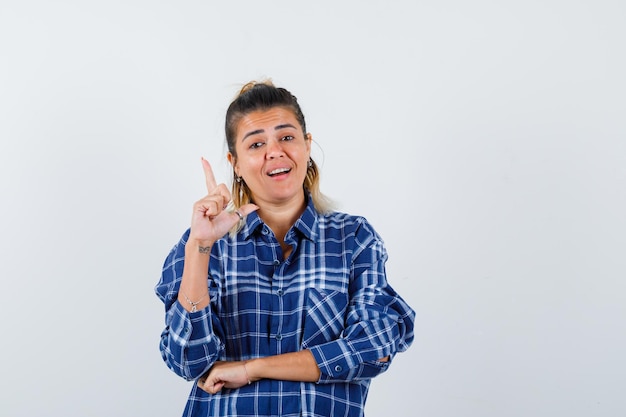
[267,167,292,177]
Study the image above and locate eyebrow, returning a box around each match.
[274,123,298,131]
[242,129,264,141]
[242,123,299,141]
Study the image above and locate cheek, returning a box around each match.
[238,156,263,176]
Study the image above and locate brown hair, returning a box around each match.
[225,80,333,213]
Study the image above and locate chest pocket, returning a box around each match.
[301,288,349,348]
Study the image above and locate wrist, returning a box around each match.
[185,238,214,255]
[245,358,261,383]
[242,361,252,385]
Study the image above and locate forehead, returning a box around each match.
[235,107,302,138]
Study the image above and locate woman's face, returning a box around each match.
[229,107,312,207]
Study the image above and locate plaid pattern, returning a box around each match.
[155,198,415,417]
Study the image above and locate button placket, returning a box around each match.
[270,246,284,350]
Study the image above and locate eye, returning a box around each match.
[249,141,264,149]
[281,135,294,141]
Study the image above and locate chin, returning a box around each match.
[266,190,305,203]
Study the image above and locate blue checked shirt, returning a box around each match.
[155,197,415,417]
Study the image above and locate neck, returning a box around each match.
[256,193,307,243]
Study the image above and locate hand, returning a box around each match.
[189,158,258,245]
[198,361,252,394]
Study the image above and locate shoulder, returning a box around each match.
[316,211,388,264]
[318,211,382,240]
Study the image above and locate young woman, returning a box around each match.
[155,80,415,416]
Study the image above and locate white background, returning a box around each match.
[1,1,625,416]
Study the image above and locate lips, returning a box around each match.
[267,167,291,176]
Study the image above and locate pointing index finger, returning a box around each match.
[201,157,218,193]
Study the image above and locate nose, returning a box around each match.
[265,138,285,159]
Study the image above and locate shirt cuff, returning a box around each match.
[166,300,215,346]
[308,339,360,382]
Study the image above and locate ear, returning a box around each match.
[227,152,239,176]
[305,133,312,153]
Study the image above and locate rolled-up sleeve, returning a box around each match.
[155,230,225,381]
[307,219,415,383]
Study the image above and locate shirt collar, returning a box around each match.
[292,195,319,242]
[239,193,320,242]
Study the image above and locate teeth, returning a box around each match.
[269,168,290,176]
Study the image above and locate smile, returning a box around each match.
[268,167,291,176]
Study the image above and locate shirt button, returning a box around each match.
[334,365,342,372]
[275,334,283,341]
[276,289,283,296]
[273,259,280,266]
